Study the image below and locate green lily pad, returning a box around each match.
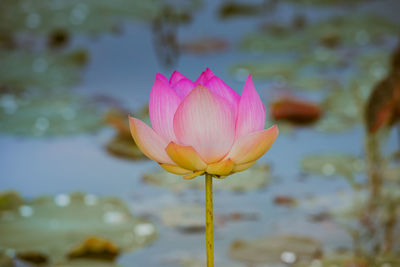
[161,204,205,231]
[231,62,296,81]
[305,15,400,47]
[143,164,271,193]
[301,154,364,183]
[286,0,368,6]
[316,87,361,132]
[103,108,148,161]
[229,235,322,265]
[56,260,123,267]
[0,192,157,263]
[0,191,24,211]
[0,91,104,136]
[0,0,161,36]
[0,50,87,90]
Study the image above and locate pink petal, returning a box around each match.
[149,75,181,142]
[236,74,266,139]
[172,78,196,99]
[169,70,186,86]
[156,72,168,83]
[205,76,240,116]
[173,85,236,164]
[129,117,174,164]
[195,68,215,85]
[227,125,278,165]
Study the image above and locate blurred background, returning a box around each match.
[1,0,400,266]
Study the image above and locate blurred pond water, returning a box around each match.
[0,0,400,266]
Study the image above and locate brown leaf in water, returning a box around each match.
[180,37,228,54]
[17,252,48,264]
[365,75,400,133]
[270,97,322,125]
[68,237,119,261]
[273,195,297,207]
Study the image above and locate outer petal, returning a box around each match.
[129,117,174,164]
[205,76,240,116]
[149,74,181,142]
[165,142,207,171]
[172,78,196,99]
[206,158,234,176]
[236,75,266,139]
[160,164,192,175]
[232,161,256,173]
[227,125,278,165]
[195,68,215,85]
[173,85,236,163]
[184,171,205,180]
[169,70,186,86]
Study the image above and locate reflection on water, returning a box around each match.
[0,0,400,266]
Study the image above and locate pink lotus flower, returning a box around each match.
[129,68,278,179]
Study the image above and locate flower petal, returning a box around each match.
[149,74,181,142]
[236,74,266,139]
[160,164,192,175]
[205,76,240,116]
[227,125,278,165]
[232,161,256,173]
[129,117,174,164]
[165,142,207,171]
[173,85,236,163]
[172,78,196,99]
[184,171,205,180]
[169,70,186,86]
[195,68,215,85]
[206,158,234,176]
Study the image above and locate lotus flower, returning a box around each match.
[129,68,278,179]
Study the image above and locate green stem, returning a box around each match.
[205,173,214,267]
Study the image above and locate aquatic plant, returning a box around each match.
[129,68,278,266]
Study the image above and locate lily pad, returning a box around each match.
[231,62,296,81]
[143,164,271,193]
[56,260,123,267]
[0,0,162,36]
[301,154,364,184]
[0,192,157,263]
[161,204,205,232]
[103,108,148,160]
[229,235,322,265]
[0,50,87,90]
[287,0,369,6]
[0,92,104,136]
[316,87,361,132]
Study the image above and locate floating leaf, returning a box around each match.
[229,235,322,265]
[365,75,400,133]
[286,0,369,6]
[270,97,321,125]
[0,50,87,90]
[316,87,360,132]
[104,108,149,160]
[0,191,24,211]
[161,204,205,232]
[56,259,123,267]
[0,92,104,136]
[231,62,296,81]
[180,37,228,54]
[301,154,364,183]
[0,192,157,263]
[67,237,119,261]
[143,164,271,193]
[0,0,162,36]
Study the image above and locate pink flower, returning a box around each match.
[129,68,278,179]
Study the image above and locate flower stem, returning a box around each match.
[205,173,214,267]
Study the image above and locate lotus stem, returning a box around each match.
[205,173,214,267]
